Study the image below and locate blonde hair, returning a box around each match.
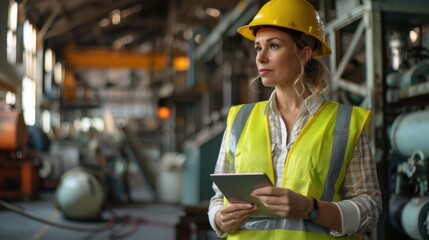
[291,38,329,100]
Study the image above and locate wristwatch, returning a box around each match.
[307,198,319,221]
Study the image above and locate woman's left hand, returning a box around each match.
[251,186,311,219]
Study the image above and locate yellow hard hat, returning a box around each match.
[237,0,331,57]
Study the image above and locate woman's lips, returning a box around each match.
[259,69,272,76]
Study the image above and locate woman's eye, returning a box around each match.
[255,46,261,52]
[270,44,279,50]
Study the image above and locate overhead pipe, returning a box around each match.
[389,110,429,157]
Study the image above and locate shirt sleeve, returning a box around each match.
[331,200,361,236]
[340,131,382,234]
[208,130,230,238]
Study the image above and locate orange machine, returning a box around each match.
[0,104,38,200]
[0,107,28,151]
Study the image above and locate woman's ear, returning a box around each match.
[301,46,313,64]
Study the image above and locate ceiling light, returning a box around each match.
[409,28,419,44]
[173,56,190,71]
[206,8,220,18]
[194,34,203,44]
[112,34,135,49]
[99,18,110,27]
[5,91,16,105]
[54,62,63,85]
[110,10,121,25]
[121,4,142,18]
[183,29,193,40]
[44,48,54,72]
[194,7,206,19]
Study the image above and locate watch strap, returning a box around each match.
[307,198,319,221]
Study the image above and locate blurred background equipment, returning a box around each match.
[389,111,429,158]
[0,101,38,200]
[401,197,429,240]
[55,166,105,221]
[158,152,186,203]
[390,150,429,240]
[0,102,28,151]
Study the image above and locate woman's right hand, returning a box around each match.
[214,203,257,233]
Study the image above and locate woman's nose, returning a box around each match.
[256,51,268,64]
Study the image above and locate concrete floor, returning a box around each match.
[0,191,187,240]
[0,169,219,240]
[0,154,220,240]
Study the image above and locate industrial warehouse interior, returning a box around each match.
[1,0,429,239]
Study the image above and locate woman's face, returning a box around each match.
[254,27,303,89]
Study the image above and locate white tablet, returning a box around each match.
[210,172,277,217]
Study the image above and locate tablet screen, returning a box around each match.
[210,172,276,217]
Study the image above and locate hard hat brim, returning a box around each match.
[237,24,332,58]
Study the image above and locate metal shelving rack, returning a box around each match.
[327,0,429,239]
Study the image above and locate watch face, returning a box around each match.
[309,209,318,221]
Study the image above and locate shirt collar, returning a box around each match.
[263,89,326,116]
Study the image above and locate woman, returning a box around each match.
[208,0,382,239]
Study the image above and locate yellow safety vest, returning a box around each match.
[224,100,370,240]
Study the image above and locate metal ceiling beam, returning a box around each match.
[38,5,61,40]
[195,0,256,61]
[44,0,139,39]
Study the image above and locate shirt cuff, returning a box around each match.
[208,205,228,238]
[332,200,361,236]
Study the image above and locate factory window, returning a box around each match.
[22,20,38,126]
[7,0,18,64]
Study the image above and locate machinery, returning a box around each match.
[389,110,429,158]
[384,10,429,239]
[391,149,429,240]
[0,103,38,200]
[401,197,429,240]
[55,166,105,221]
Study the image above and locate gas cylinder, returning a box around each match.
[401,197,429,240]
[55,166,105,220]
[390,111,429,157]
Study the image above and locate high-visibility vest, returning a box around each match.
[224,100,370,240]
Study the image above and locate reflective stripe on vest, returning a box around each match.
[322,103,352,201]
[225,100,369,239]
[229,103,256,173]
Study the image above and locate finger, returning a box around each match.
[255,194,285,205]
[220,212,234,223]
[227,208,256,224]
[241,209,257,220]
[221,217,240,232]
[252,186,284,196]
[235,205,258,218]
[230,217,244,229]
[220,210,241,222]
[225,203,255,213]
[226,208,254,221]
